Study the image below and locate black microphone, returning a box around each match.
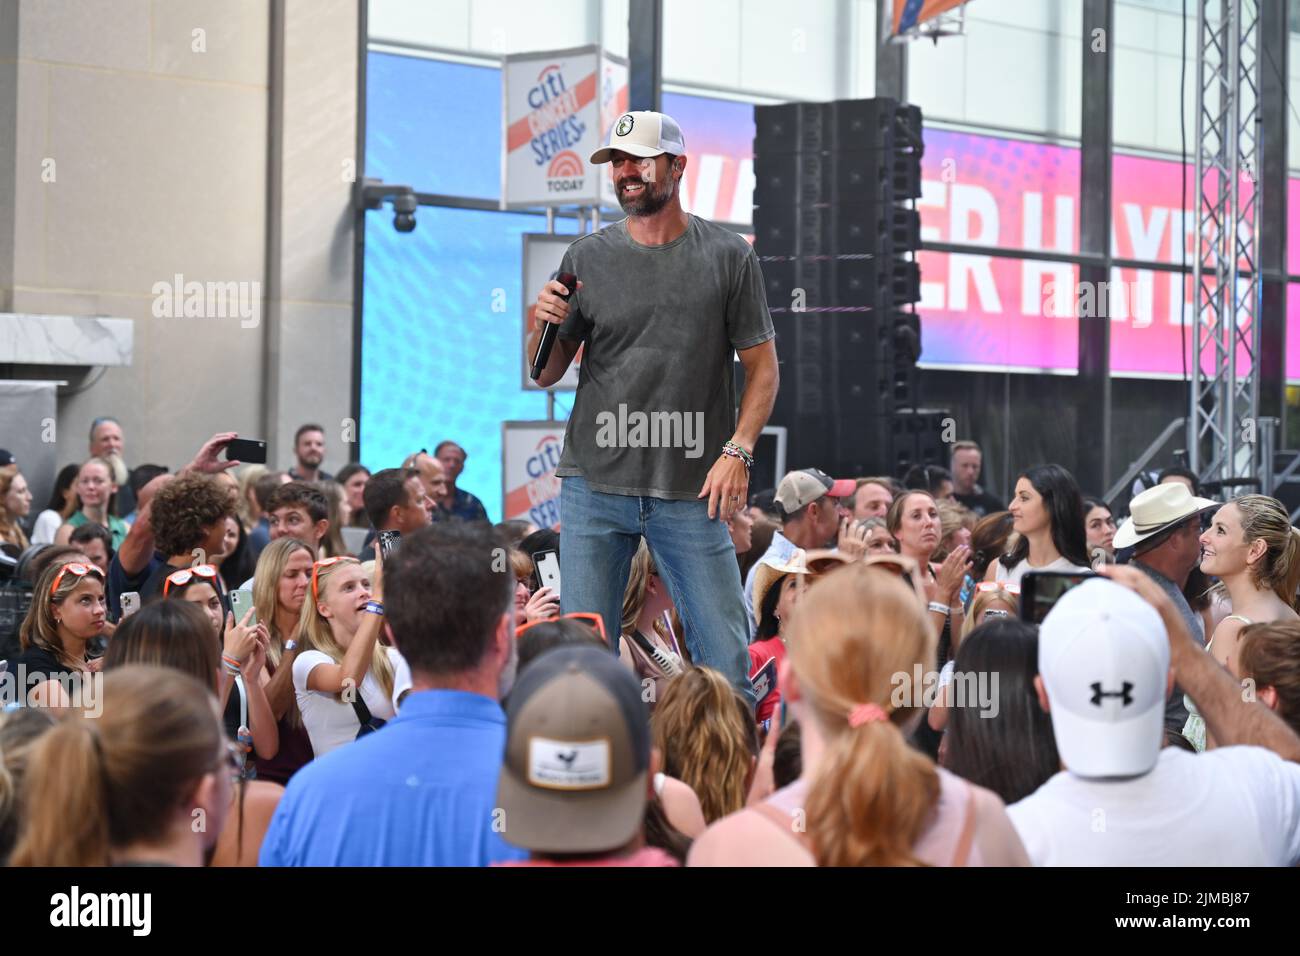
[531,271,577,381]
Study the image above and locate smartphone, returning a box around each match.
[229,589,256,627]
[120,591,141,619]
[1020,570,1099,625]
[532,549,561,599]
[378,530,402,561]
[750,655,778,706]
[223,438,268,464]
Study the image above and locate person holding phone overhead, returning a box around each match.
[291,551,404,758]
[987,465,1090,586]
[528,111,779,707]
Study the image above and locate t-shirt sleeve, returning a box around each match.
[292,650,333,694]
[257,791,293,866]
[556,247,591,342]
[389,647,413,711]
[1004,798,1050,866]
[726,245,776,351]
[1237,747,1300,865]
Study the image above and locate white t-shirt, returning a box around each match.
[1008,746,1300,866]
[292,646,402,758]
[991,555,1089,586]
[30,509,63,546]
[389,650,413,711]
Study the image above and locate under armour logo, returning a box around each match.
[1090,682,1134,706]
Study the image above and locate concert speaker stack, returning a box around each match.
[754,98,946,480]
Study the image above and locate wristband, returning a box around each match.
[927,602,951,616]
[364,601,385,616]
[722,441,753,469]
[283,640,298,652]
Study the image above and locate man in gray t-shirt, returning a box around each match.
[527,111,779,706]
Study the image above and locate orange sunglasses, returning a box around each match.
[49,561,104,597]
[515,611,608,644]
[311,556,359,601]
[163,564,220,597]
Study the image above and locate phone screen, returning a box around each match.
[378,530,402,560]
[1021,571,1098,624]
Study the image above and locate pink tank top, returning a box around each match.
[757,767,983,866]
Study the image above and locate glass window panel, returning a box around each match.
[360,206,581,521]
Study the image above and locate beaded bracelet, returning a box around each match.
[723,441,754,469]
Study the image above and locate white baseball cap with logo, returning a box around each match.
[1039,578,1170,778]
[590,111,687,164]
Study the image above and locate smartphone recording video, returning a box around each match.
[1019,570,1100,625]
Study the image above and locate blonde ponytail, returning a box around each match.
[1233,495,1300,609]
[10,720,111,866]
[10,667,223,867]
[1282,527,1300,612]
[788,562,942,867]
[806,717,940,866]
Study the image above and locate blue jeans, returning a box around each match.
[559,475,755,708]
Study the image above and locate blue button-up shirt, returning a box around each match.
[439,487,489,523]
[258,689,527,867]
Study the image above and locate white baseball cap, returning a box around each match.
[590,111,686,164]
[1039,578,1169,778]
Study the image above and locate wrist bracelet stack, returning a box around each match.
[722,441,754,469]
[221,654,243,676]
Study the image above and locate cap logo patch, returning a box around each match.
[1090,682,1134,707]
[616,114,635,136]
[527,736,612,790]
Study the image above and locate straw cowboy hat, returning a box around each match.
[1113,482,1218,550]
[753,550,810,626]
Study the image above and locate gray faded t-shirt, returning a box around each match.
[1132,559,1206,735]
[554,215,775,499]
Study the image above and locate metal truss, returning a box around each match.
[1190,0,1261,483]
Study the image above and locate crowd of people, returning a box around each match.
[1,426,1299,868]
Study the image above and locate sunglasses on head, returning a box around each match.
[515,611,608,644]
[163,564,219,597]
[49,562,104,597]
[311,556,359,601]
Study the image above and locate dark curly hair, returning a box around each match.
[149,474,234,558]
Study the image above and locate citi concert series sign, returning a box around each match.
[502,45,629,209]
[501,422,565,530]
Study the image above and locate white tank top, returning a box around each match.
[992,556,1089,586]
